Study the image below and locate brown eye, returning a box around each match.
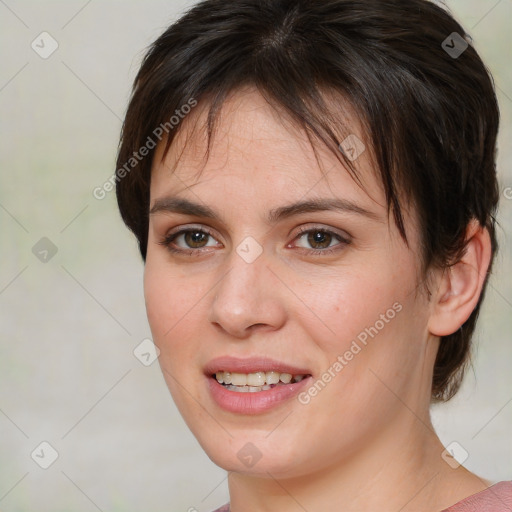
[306,230,333,250]
[160,227,220,254]
[293,227,351,255]
[182,230,210,248]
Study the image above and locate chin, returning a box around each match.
[199,434,319,480]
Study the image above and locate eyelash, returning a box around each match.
[158,225,351,256]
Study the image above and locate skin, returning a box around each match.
[144,86,492,511]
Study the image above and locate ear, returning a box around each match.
[428,219,492,337]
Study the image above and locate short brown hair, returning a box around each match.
[115,0,500,401]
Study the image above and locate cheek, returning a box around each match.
[143,259,204,350]
[143,266,170,340]
[294,265,423,403]
[295,268,401,350]
[143,260,207,411]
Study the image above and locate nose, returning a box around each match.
[208,248,287,338]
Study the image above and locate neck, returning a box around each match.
[227,411,486,512]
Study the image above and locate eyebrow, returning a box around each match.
[150,196,382,223]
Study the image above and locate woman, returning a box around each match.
[115,0,511,510]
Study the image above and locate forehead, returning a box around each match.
[150,86,384,210]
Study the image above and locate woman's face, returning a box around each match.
[144,87,436,478]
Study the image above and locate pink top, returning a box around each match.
[442,481,512,511]
[211,481,512,512]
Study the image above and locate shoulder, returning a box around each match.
[443,480,512,511]
[207,485,512,512]
[210,504,230,512]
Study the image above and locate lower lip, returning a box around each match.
[207,375,312,414]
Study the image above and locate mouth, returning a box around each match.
[212,370,310,392]
[204,356,313,413]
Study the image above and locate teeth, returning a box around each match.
[247,372,265,386]
[280,373,292,384]
[223,383,278,392]
[266,371,280,385]
[215,371,307,388]
[230,373,247,386]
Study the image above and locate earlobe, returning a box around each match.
[428,220,492,337]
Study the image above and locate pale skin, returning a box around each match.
[144,86,493,511]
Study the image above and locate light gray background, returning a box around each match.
[0,1,511,511]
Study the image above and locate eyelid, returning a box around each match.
[159,223,352,255]
[288,225,351,255]
[163,222,351,241]
[161,224,222,250]
[165,223,218,239]
[292,223,352,243]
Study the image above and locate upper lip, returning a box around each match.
[204,356,312,376]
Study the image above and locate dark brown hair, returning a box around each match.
[115,0,500,401]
